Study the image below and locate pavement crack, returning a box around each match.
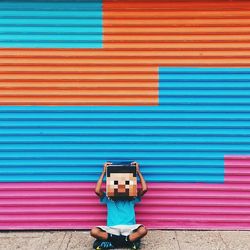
[65,232,72,250]
[219,232,229,249]
[175,231,181,250]
[36,231,45,250]
[58,232,67,250]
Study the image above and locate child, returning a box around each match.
[90,161,148,250]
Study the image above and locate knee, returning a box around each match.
[138,226,148,237]
[90,227,100,238]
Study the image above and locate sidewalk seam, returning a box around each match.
[65,232,73,250]
[219,232,229,249]
[58,232,67,250]
[175,231,181,250]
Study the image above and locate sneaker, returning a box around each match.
[130,240,141,250]
[93,239,114,250]
[108,234,125,248]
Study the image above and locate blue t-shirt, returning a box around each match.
[100,193,141,226]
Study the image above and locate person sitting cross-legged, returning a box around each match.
[90,161,148,250]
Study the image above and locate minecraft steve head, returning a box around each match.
[106,164,137,199]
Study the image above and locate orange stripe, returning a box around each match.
[0,89,158,96]
[2,59,249,68]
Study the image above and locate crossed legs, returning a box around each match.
[90,226,148,242]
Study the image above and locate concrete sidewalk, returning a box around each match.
[0,230,250,250]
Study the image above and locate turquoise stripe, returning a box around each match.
[0,10,103,18]
[0,151,236,158]
[1,34,102,40]
[0,19,102,25]
[0,0,103,48]
[0,42,102,48]
[0,1,102,9]
[0,27,102,33]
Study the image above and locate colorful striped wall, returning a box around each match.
[1,0,250,230]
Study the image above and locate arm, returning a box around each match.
[95,162,111,197]
[132,162,148,197]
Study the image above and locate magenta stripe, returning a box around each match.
[0,156,250,230]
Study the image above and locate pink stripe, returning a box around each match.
[0,155,250,229]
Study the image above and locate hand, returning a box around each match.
[103,162,112,173]
[131,161,140,173]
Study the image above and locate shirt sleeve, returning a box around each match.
[100,192,109,204]
[133,195,142,204]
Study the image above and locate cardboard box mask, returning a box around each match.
[106,165,137,198]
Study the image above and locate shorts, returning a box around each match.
[97,224,142,236]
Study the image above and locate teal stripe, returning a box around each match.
[0,151,237,158]
[0,19,102,25]
[0,27,102,33]
[0,10,103,18]
[0,1,102,9]
[1,34,103,40]
[0,42,102,48]
[0,0,103,48]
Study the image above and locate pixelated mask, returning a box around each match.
[106,165,137,199]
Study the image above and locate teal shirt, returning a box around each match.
[100,193,141,226]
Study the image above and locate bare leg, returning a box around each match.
[90,227,108,240]
[129,226,148,242]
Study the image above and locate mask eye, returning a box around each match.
[114,181,118,185]
[125,181,130,185]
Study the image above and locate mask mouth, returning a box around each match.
[112,196,134,201]
[114,188,130,197]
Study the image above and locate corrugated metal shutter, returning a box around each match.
[1,0,250,229]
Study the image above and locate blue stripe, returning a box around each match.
[0,1,102,9]
[0,0,103,48]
